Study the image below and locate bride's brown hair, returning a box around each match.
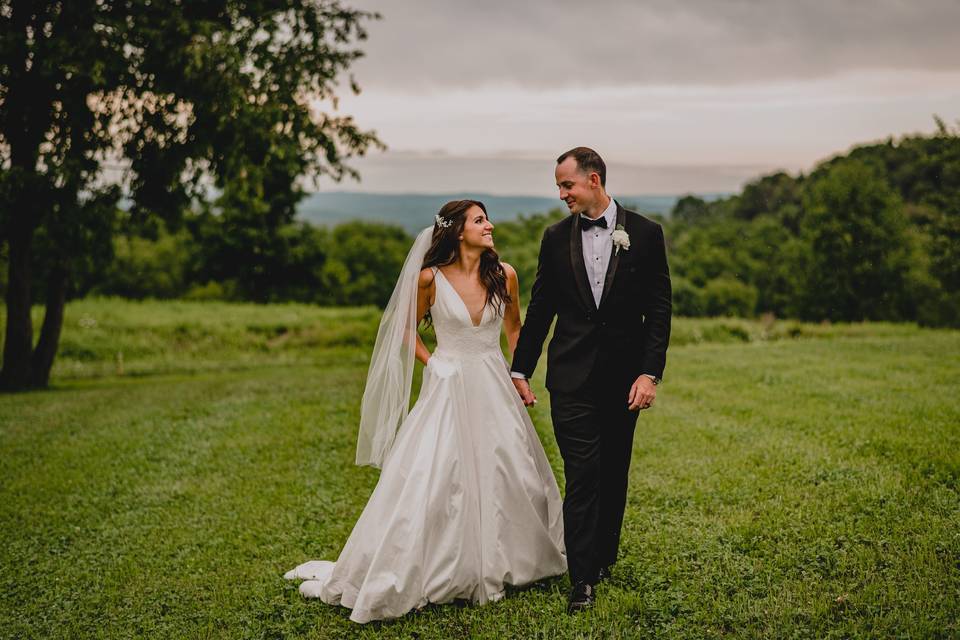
[421,200,511,324]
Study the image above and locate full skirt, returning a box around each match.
[284,349,566,623]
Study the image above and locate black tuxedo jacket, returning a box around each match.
[511,202,672,394]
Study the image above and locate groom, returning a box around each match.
[511,147,672,612]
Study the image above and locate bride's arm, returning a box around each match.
[415,268,436,365]
[501,263,522,357]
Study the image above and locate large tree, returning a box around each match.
[0,0,381,389]
[796,159,913,322]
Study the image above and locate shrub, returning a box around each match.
[702,278,758,317]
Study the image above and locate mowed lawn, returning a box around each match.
[1,300,958,639]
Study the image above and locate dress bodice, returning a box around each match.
[430,269,503,358]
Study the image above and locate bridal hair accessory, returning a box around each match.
[356,226,434,468]
[435,213,453,228]
[612,225,630,255]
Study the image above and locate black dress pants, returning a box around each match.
[550,366,639,585]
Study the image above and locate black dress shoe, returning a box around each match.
[567,581,595,613]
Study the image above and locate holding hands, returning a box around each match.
[512,377,537,407]
[513,374,657,411]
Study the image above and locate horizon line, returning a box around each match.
[303,189,735,198]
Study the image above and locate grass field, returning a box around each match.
[2,299,958,639]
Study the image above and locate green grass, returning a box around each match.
[2,299,959,638]
[5,297,925,380]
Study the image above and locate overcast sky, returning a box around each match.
[318,0,960,195]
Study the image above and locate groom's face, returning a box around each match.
[556,158,599,215]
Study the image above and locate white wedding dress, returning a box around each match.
[285,269,566,623]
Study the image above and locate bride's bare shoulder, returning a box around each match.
[500,262,517,282]
[419,267,437,288]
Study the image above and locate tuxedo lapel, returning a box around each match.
[568,215,597,312]
[598,203,626,310]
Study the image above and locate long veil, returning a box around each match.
[355,226,434,468]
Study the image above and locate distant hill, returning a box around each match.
[296,191,730,233]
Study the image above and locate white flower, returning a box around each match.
[612,225,630,254]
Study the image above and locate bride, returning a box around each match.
[285,199,566,623]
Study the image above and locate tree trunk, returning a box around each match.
[30,265,68,388]
[0,222,35,391]
[1,1,55,391]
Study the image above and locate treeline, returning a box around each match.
[78,208,562,309]
[5,122,956,326]
[80,217,414,308]
[0,193,533,309]
[664,118,959,326]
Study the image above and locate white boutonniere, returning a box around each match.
[612,224,630,255]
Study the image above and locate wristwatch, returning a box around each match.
[643,374,661,385]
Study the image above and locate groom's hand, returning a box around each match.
[512,378,537,407]
[628,376,657,411]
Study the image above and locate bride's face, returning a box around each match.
[459,205,495,250]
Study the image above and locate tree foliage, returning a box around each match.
[0,0,381,389]
[666,120,960,326]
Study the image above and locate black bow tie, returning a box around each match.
[580,215,608,230]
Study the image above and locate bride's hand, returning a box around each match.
[512,378,537,407]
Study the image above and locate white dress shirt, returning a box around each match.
[580,197,617,307]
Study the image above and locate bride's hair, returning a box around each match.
[422,199,511,324]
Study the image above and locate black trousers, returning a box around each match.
[550,365,639,585]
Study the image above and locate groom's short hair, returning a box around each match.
[557,147,606,187]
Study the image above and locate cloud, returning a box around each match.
[335,70,960,164]
[347,0,960,90]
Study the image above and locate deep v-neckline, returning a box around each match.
[436,269,487,328]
